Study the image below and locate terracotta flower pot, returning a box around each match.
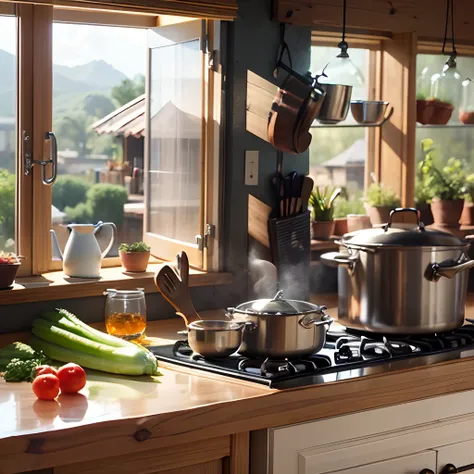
[312,221,335,240]
[416,203,434,226]
[430,199,464,227]
[416,99,454,125]
[366,205,394,226]
[0,263,20,289]
[347,214,371,233]
[460,202,474,226]
[333,217,348,236]
[119,250,150,273]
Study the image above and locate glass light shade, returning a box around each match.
[430,62,463,109]
[417,64,436,100]
[319,56,365,87]
[460,78,474,124]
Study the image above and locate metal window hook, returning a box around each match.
[23,131,58,185]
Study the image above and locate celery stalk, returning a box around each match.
[31,320,159,375]
[42,309,148,352]
[30,335,161,376]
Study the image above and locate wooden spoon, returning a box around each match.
[154,265,201,326]
[298,176,314,213]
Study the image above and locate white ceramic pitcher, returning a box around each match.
[50,222,117,278]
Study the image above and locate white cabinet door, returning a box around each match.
[436,438,474,474]
[322,451,436,474]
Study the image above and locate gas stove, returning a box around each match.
[150,322,474,389]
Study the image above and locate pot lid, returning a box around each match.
[342,208,464,247]
[234,290,318,315]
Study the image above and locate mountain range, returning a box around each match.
[0,48,128,117]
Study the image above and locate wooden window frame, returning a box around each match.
[12,5,222,276]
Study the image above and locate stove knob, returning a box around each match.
[441,464,458,474]
[419,470,435,474]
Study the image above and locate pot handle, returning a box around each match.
[321,252,358,269]
[299,310,333,329]
[426,258,474,282]
[235,321,257,332]
[384,207,425,231]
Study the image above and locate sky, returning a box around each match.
[0,16,147,78]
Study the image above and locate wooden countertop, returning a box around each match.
[3,300,474,472]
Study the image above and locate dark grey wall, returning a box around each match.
[0,0,312,334]
[223,0,312,300]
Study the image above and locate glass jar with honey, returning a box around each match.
[104,288,146,340]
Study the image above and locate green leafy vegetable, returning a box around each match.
[2,351,50,382]
[0,341,38,371]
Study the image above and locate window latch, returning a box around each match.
[195,224,215,251]
[23,131,58,185]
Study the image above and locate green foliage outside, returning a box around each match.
[365,183,400,208]
[65,184,128,226]
[418,138,472,201]
[52,175,90,211]
[0,169,15,248]
[111,76,145,107]
[333,196,365,218]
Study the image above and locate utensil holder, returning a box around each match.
[268,211,311,301]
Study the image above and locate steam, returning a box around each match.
[248,249,277,299]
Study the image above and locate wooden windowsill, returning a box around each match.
[0,264,233,306]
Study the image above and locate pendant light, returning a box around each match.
[430,0,463,112]
[319,0,365,87]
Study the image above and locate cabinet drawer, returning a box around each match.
[319,451,436,474]
[436,438,474,474]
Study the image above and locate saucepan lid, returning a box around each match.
[231,290,319,315]
[342,208,465,248]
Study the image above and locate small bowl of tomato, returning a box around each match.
[0,252,22,289]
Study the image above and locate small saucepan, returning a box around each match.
[187,320,253,358]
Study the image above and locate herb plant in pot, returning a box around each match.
[414,176,434,226]
[309,186,340,240]
[119,241,151,273]
[332,195,365,236]
[419,139,466,227]
[461,173,474,226]
[364,182,401,226]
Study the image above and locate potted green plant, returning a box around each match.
[414,176,434,226]
[365,182,401,226]
[309,186,340,240]
[119,241,151,273]
[333,196,366,236]
[461,173,474,226]
[419,138,466,227]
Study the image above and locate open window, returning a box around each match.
[6,5,221,276]
[144,20,210,268]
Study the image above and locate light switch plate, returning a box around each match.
[245,151,259,185]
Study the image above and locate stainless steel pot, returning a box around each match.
[316,84,352,124]
[227,291,333,358]
[321,208,474,334]
[187,320,249,358]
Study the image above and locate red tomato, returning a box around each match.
[35,365,58,377]
[57,363,86,394]
[32,374,60,401]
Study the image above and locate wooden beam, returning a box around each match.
[276,1,474,45]
[378,32,417,207]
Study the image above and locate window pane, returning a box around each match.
[0,15,17,252]
[310,47,370,197]
[148,39,202,244]
[51,22,146,255]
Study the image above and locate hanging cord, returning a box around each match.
[337,0,349,58]
[274,23,293,78]
[442,0,457,65]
